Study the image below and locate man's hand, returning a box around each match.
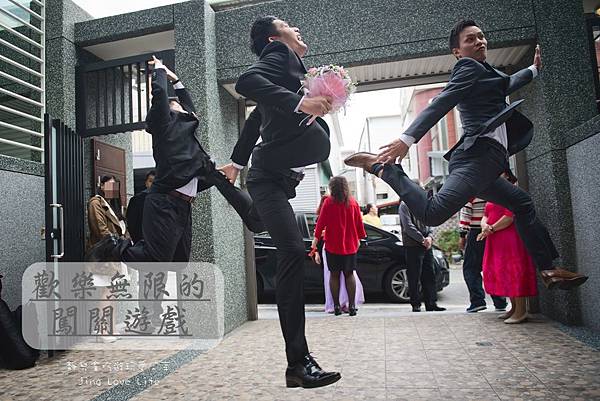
[313,252,321,265]
[422,237,433,250]
[299,96,333,117]
[149,55,179,82]
[459,236,466,251]
[218,163,240,184]
[533,45,542,71]
[378,138,409,164]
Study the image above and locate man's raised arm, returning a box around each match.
[378,57,486,163]
[146,56,171,133]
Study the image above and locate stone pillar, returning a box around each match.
[514,0,597,324]
[174,1,248,333]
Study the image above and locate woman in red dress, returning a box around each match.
[478,173,537,324]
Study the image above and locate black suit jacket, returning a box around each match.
[401,57,534,160]
[126,189,148,243]
[145,68,211,193]
[232,41,331,170]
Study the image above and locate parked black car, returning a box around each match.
[254,212,450,303]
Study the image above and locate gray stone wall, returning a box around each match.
[30,0,600,335]
[0,168,45,310]
[506,0,598,325]
[174,1,247,333]
[567,129,600,331]
[215,0,537,82]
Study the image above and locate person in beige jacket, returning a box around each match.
[87,176,129,340]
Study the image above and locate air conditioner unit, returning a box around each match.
[428,151,448,177]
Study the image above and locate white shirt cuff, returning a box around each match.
[173,81,185,90]
[294,96,306,113]
[399,134,416,147]
[232,162,245,170]
[528,65,538,78]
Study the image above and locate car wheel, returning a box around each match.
[384,266,410,303]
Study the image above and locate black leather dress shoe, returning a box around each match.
[425,304,446,312]
[412,305,421,312]
[85,234,121,262]
[285,354,341,388]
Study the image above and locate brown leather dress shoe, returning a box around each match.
[540,268,588,290]
[343,152,380,174]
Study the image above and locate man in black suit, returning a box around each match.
[219,16,340,389]
[87,56,263,263]
[126,170,155,244]
[345,19,587,290]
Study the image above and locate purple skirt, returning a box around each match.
[323,250,365,313]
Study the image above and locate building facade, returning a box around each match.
[0,0,599,333]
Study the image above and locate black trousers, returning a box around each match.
[405,246,436,307]
[381,138,559,270]
[247,168,309,365]
[463,229,507,308]
[122,192,192,263]
[121,169,260,263]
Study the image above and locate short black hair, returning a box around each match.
[449,19,479,51]
[100,175,116,185]
[250,15,278,56]
[145,170,156,180]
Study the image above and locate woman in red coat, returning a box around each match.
[311,176,366,316]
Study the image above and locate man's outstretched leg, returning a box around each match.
[205,169,264,233]
[345,139,505,226]
[344,147,587,290]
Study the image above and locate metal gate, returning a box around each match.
[44,114,84,262]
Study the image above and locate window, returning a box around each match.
[380,214,400,226]
[431,116,449,151]
[0,0,45,161]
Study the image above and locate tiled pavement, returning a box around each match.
[1,309,600,401]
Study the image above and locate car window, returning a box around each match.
[365,226,386,241]
[380,214,399,225]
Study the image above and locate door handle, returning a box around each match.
[96,149,101,160]
[50,203,64,259]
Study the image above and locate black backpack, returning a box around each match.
[0,274,39,369]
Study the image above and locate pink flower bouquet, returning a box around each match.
[301,65,356,125]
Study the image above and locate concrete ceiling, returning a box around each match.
[224,44,531,98]
[83,33,530,98]
[83,31,175,61]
